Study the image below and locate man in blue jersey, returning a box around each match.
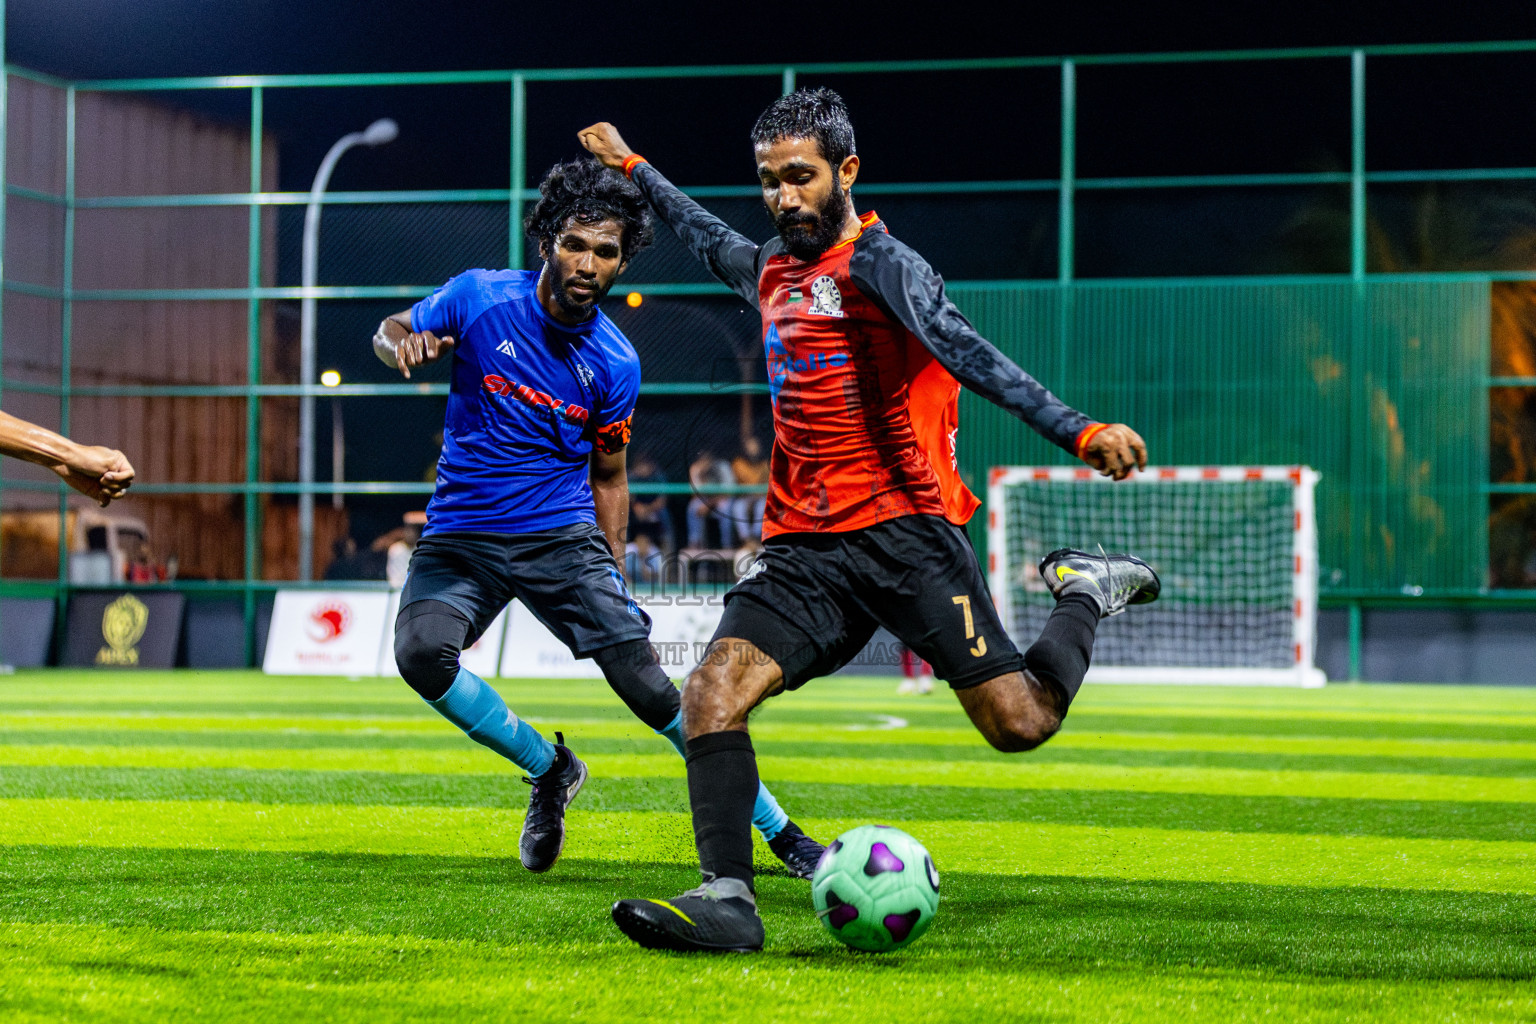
[371,158,824,876]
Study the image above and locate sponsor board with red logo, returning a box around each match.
[263,591,393,675]
[263,591,727,679]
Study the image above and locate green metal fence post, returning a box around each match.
[1349,50,1368,591]
[244,85,264,665]
[1058,59,1076,395]
[1348,600,1362,681]
[782,67,796,95]
[54,86,77,648]
[0,6,9,564]
[1350,51,1367,282]
[509,74,525,270]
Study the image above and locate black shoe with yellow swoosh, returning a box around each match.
[611,876,765,953]
[1038,547,1160,618]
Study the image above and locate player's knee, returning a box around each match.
[984,707,1061,753]
[681,658,754,736]
[393,612,464,701]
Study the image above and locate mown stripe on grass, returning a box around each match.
[4,766,1534,843]
[2,744,1529,804]
[6,701,1533,741]
[3,696,1536,727]
[1,798,1531,894]
[6,730,1536,779]
[5,713,1536,763]
[2,918,1532,1024]
[4,849,1534,975]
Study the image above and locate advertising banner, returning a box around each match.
[62,591,185,669]
[263,591,391,675]
[494,596,727,679]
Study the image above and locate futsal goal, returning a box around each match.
[987,465,1325,687]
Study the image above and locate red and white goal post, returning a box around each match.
[987,465,1325,687]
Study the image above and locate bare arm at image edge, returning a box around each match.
[0,409,135,506]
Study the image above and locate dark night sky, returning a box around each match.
[8,0,1532,78]
[12,0,1536,190]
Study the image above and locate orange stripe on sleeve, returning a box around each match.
[1073,423,1110,459]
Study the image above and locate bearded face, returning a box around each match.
[773,182,851,262]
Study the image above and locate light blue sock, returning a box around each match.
[657,711,688,757]
[657,712,790,842]
[429,667,556,777]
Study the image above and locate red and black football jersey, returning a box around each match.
[631,163,1099,538]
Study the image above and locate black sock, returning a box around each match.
[685,730,758,889]
[1023,593,1100,708]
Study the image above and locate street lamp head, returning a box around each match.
[362,118,399,146]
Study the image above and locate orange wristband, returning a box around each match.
[1074,423,1110,458]
[621,154,648,178]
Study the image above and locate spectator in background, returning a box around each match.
[627,451,672,581]
[324,537,365,581]
[386,520,422,589]
[687,447,734,548]
[729,436,769,545]
[898,644,935,695]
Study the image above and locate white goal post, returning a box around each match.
[987,465,1325,687]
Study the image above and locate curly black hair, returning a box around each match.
[523,158,654,262]
[750,87,857,168]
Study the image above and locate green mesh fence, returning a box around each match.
[1,49,1531,673]
[950,279,1491,594]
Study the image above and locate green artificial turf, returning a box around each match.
[0,671,1532,1023]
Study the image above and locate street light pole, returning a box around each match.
[297,118,397,580]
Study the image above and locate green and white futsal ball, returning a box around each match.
[811,825,940,952]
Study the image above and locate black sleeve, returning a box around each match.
[849,234,1094,455]
[629,162,765,307]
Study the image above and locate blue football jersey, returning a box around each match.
[410,269,640,536]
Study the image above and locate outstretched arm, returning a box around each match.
[850,240,1146,480]
[580,122,764,306]
[0,409,136,505]
[373,309,456,380]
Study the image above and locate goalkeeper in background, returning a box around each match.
[582,89,1160,953]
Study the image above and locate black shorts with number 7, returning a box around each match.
[715,513,1025,690]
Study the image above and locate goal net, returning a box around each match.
[988,466,1324,687]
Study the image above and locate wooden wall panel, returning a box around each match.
[3,78,284,581]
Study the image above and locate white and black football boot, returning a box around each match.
[1038,547,1160,618]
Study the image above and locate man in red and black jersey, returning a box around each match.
[582,89,1160,953]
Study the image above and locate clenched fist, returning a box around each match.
[578,122,635,172]
[60,444,135,506]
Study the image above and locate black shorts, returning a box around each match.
[400,524,650,657]
[716,513,1024,690]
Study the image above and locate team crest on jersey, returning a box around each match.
[807,275,845,318]
[496,339,517,358]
